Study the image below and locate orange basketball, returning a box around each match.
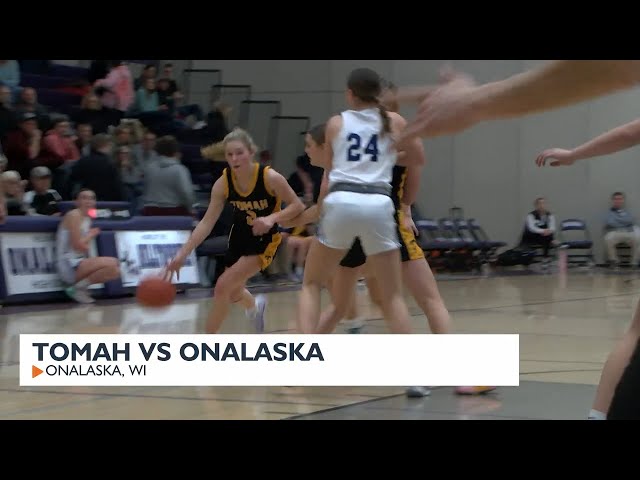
[136,276,176,308]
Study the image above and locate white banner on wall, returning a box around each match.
[115,230,199,287]
[0,233,99,296]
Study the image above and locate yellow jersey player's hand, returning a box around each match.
[252,215,275,236]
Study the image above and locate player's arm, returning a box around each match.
[473,60,640,122]
[393,113,426,167]
[67,210,99,253]
[537,118,640,166]
[392,85,438,105]
[279,172,328,228]
[401,163,423,215]
[174,176,226,261]
[263,168,305,225]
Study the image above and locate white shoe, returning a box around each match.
[253,295,267,333]
[406,386,431,398]
[65,286,95,304]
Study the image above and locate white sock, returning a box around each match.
[245,304,257,319]
[74,279,90,289]
[295,266,304,276]
[588,409,606,420]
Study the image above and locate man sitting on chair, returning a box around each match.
[521,197,557,269]
[604,192,640,269]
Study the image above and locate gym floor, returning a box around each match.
[1,268,633,420]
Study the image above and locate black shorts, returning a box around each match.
[608,337,640,420]
[224,228,282,271]
[338,210,425,269]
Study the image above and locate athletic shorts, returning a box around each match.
[339,209,425,269]
[318,191,399,257]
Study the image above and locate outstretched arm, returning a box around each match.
[279,172,329,228]
[536,118,640,167]
[401,60,640,139]
[173,176,226,262]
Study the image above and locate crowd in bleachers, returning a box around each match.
[0,60,235,222]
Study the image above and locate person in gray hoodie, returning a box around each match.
[141,135,195,216]
[604,192,640,267]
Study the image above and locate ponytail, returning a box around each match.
[378,103,392,137]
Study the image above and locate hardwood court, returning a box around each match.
[1,269,638,420]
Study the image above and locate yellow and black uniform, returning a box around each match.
[339,165,424,268]
[223,163,282,271]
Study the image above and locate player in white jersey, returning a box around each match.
[296,67,425,334]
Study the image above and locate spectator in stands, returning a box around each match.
[56,188,120,304]
[13,87,50,131]
[0,60,20,99]
[72,93,114,134]
[115,145,143,210]
[138,130,158,165]
[22,166,61,216]
[0,85,16,140]
[604,192,640,268]
[159,63,178,95]
[2,170,27,215]
[520,197,557,268]
[141,135,195,216]
[131,78,161,114]
[41,116,81,169]
[93,60,134,121]
[287,155,315,204]
[74,123,93,156]
[2,112,41,180]
[134,64,157,91]
[69,133,125,201]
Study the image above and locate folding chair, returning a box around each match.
[558,219,595,266]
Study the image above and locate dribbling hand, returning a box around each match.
[164,254,186,282]
[535,148,576,167]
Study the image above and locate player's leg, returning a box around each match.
[207,255,262,333]
[317,265,363,333]
[590,299,640,419]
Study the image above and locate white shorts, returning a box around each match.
[57,257,84,285]
[318,191,399,256]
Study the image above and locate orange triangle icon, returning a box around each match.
[32,365,43,378]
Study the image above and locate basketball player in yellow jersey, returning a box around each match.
[166,128,305,334]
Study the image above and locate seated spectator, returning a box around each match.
[141,135,195,216]
[22,166,61,216]
[287,155,315,204]
[74,123,93,156]
[0,60,20,100]
[69,133,126,201]
[72,93,115,134]
[13,87,50,132]
[56,188,120,304]
[520,197,557,266]
[40,116,81,169]
[0,84,17,140]
[93,60,134,121]
[2,112,41,180]
[134,64,157,91]
[139,130,158,165]
[131,78,161,114]
[115,145,143,210]
[2,170,27,215]
[604,191,640,267]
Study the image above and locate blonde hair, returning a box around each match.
[222,128,259,154]
[200,141,226,161]
[2,170,22,182]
